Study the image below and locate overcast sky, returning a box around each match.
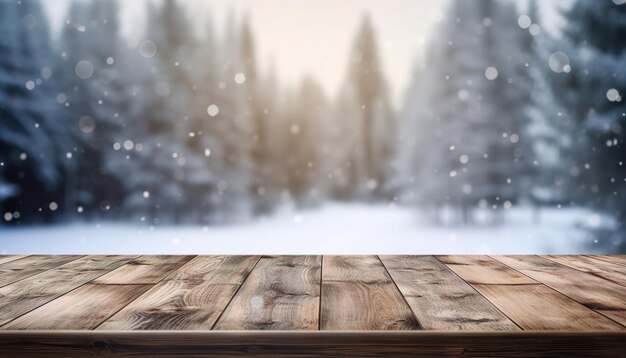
[43,0,561,105]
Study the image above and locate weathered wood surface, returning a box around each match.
[493,255,626,326]
[0,255,27,265]
[586,254,626,267]
[543,255,626,287]
[321,256,420,330]
[0,255,625,356]
[0,255,136,326]
[214,256,320,330]
[438,255,623,330]
[93,255,194,284]
[3,284,151,330]
[0,255,81,287]
[98,256,260,330]
[380,255,518,330]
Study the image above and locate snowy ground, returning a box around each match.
[0,204,609,255]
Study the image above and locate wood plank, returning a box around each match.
[320,255,420,330]
[441,256,622,330]
[93,255,195,284]
[213,256,321,330]
[437,256,536,285]
[0,255,27,265]
[322,255,390,283]
[493,255,626,327]
[0,255,136,327]
[0,255,82,287]
[380,255,518,330]
[98,256,260,330]
[3,284,151,330]
[543,255,626,287]
[471,284,623,331]
[2,331,626,357]
[165,255,260,284]
[586,255,626,267]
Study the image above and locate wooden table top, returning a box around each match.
[1,255,625,356]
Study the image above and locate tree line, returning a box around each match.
[1,0,625,229]
[398,0,626,227]
[0,0,395,224]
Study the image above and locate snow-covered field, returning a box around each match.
[0,204,606,255]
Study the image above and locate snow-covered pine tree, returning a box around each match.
[57,0,131,218]
[400,0,495,223]
[554,0,626,220]
[392,64,422,204]
[208,11,254,222]
[84,0,135,219]
[238,17,276,214]
[484,0,538,213]
[252,60,287,213]
[523,0,575,214]
[325,89,362,200]
[0,0,64,223]
[123,0,198,224]
[343,14,395,199]
[181,14,226,224]
[282,77,327,205]
[398,0,540,224]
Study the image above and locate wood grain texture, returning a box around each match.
[98,281,239,330]
[0,255,136,327]
[214,256,321,330]
[2,331,625,357]
[543,255,626,287]
[585,255,626,268]
[1,254,626,340]
[98,256,260,330]
[440,255,625,330]
[165,255,260,284]
[0,255,82,287]
[493,255,626,327]
[471,284,623,331]
[437,255,536,285]
[93,255,195,284]
[380,255,518,331]
[322,255,390,283]
[0,255,28,265]
[321,256,420,330]
[3,284,151,330]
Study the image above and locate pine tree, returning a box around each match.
[554,0,626,220]
[398,0,540,224]
[283,78,327,205]
[400,0,496,222]
[239,17,273,214]
[58,0,130,218]
[0,0,64,223]
[252,60,287,212]
[524,0,574,213]
[124,0,197,224]
[206,11,254,222]
[343,14,395,199]
[181,15,226,224]
[485,0,537,211]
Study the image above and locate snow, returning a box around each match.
[0,204,603,255]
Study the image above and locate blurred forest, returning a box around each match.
[0,0,625,247]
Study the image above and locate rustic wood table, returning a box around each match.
[0,255,625,356]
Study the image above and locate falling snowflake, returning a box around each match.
[75,60,94,79]
[234,72,246,84]
[207,104,219,117]
[139,40,157,58]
